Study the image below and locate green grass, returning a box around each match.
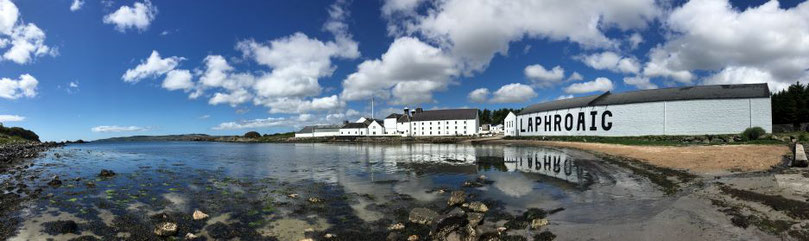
[0,134,31,144]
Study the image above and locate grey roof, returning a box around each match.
[296,125,341,134]
[386,113,404,119]
[521,83,770,115]
[341,122,368,129]
[409,109,478,122]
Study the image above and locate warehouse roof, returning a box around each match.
[521,83,770,114]
[386,113,404,119]
[411,109,478,121]
[296,125,341,134]
[342,122,369,129]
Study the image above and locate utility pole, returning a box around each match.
[371,96,375,119]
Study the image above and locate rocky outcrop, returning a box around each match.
[448,191,466,206]
[154,222,178,236]
[409,208,439,225]
[0,142,62,164]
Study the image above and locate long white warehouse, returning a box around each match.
[505,83,772,137]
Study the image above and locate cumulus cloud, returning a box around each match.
[0,74,37,99]
[567,72,583,81]
[489,83,537,103]
[556,95,574,100]
[212,116,313,130]
[623,76,657,89]
[70,0,84,11]
[103,0,157,32]
[579,51,640,74]
[91,125,147,133]
[161,69,193,91]
[122,50,183,83]
[340,37,458,105]
[0,114,24,122]
[644,0,809,89]
[564,77,613,94]
[703,66,791,92]
[0,0,55,64]
[467,88,489,103]
[385,0,660,73]
[524,64,565,87]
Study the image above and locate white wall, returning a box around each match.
[384,118,398,135]
[407,119,478,136]
[296,130,340,138]
[339,128,367,136]
[368,122,385,136]
[512,98,772,136]
[504,112,516,136]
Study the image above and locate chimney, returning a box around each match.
[411,110,415,116]
[343,120,349,125]
[416,108,423,113]
[404,107,410,117]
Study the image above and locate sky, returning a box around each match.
[1,0,809,141]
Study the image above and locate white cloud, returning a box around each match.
[91,125,147,133]
[567,72,583,81]
[467,88,489,103]
[0,114,24,122]
[644,0,809,89]
[524,64,565,87]
[564,77,613,94]
[388,0,660,73]
[0,74,37,99]
[579,51,640,74]
[199,114,210,120]
[628,32,643,49]
[209,89,251,107]
[623,76,657,90]
[489,83,537,103]
[255,95,345,114]
[122,50,183,83]
[0,0,54,65]
[212,117,291,130]
[162,69,193,91]
[341,37,458,105]
[556,95,574,100]
[702,66,791,92]
[70,0,84,11]
[69,81,78,88]
[103,0,157,32]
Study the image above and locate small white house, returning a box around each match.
[368,120,385,136]
[504,112,517,136]
[339,122,368,136]
[491,124,504,134]
[384,114,404,135]
[295,125,341,138]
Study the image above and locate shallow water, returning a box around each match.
[5,142,667,240]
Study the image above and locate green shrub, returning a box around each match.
[741,127,766,141]
[244,131,261,139]
[799,132,809,142]
[0,125,39,142]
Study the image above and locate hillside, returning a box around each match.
[93,134,216,142]
[0,125,40,144]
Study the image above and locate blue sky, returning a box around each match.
[1,0,808,141]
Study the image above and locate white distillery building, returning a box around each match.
[294,125,341,138]
[386,108,479,137]
[338,117,387,136]
[505,83,772,137]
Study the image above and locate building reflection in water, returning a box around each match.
[503,146,584,184]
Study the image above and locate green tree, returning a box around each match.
[771,82,809,127]
[244,131,261,138]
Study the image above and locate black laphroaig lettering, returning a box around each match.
[564,113,573,131]
[602,110,613,131]
[554,114,561,131]
[577,112,586,131]
[544,115,551,132]
[528,116,533,132]
[535,116,541,133]
[520,118,525,133]
[589,111,598,131]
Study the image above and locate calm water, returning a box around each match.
[7,142,662,240]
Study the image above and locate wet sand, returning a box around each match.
[488,140,790,174]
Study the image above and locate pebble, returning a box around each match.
[192,210,209,220]
[407,235,419,241]
[388,223,405,230]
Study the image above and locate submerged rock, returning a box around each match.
[192,210,209,220]
[154,222,178,236]
[308,197,323,203]
[409,208,439,225]
[448,191,466,206]
[530,218,549,229]
[467,212,484,226]
[42,220,78,235]
[99,169,116,177]
[533,231,557,241]
[407,234,419,241]
[463,202,488,213]
[47,176,62,187]
[287,193,299,198]
[184,233,199,240]
[388,223,405,230]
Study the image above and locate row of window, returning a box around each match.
[413,120,468,126]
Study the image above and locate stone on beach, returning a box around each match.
[530,218,549,229]
[409,208,439,225]
[448,190,466,206]
[388,223,405,230]
[192,210,209,220]
[154,222,178,236]
[47,176,62,186]
[407,234,419,241]
[463,201,488,213]
[99,169,116,177]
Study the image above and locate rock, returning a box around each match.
[496,227,507,233]
[793,144,808,167]
[530,218,549,229]
[184,233,199,240]
[388,223,405,230]
[99,169,116,177]
[85,182,95,188]
[154,222,178,236]
[287,193,299,198]
[407,235,419,241]
[467,212,484,226]
[42,220,79,235]
[47,176,62,187]
[307,197,323,203]
[304,228,315,233]
[462,181,483,188]
[324,233,336,238]
[464,202,488,213]
[299,239,314,241]
[430,211,469,240]
[448,191,466,206]
[192,210,209,220]
[409,208,439,225]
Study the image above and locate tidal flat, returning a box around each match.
[0,142,798,240]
